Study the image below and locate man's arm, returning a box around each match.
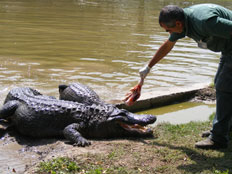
[139,39,176,78]
[124,39,176,105]
[148,39,176,68]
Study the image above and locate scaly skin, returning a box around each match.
[0,86,156,147]
[59,83,104,105]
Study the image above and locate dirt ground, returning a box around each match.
[0,87,216,174]
[192,87,216,102]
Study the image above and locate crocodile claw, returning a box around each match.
[73,138,91,147]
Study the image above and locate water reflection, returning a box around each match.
[0,0,230,103]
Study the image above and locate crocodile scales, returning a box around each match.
[0,86,156,146]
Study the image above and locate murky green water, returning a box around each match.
[0,0,231,102]
[137,101,216,125]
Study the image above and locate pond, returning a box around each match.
[137,101,216,125]
[0,0,231,103]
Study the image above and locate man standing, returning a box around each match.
[139,4,232,149]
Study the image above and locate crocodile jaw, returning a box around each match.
[118,122,153,135]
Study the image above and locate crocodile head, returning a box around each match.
[86,108,156,138]
[58,83,156,138]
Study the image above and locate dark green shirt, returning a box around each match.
[169,4,232,54]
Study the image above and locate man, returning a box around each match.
[139,4,232,149]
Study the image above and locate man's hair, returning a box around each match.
[159,5,185,27]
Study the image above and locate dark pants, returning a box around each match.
[210,54,232,146]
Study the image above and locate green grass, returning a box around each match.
[37,157,80,174]
[35,113,232,174]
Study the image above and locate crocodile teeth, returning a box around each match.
[118,122,148,133]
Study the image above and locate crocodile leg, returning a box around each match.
[63,123,91,147]
[0,100,20,119]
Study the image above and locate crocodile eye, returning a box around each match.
[71,108,76,112]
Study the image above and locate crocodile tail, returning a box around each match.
[0,100,20,119]
[58,84,68,92]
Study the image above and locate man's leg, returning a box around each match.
[210,89,232,146]
[196,55,232,149]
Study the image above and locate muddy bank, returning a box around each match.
[0,86,216,174]
[192,87,215,102]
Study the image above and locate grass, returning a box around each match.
[35,113,232,174]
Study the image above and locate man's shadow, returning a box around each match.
[150,140,232,173]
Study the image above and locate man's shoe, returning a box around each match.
[195,138,227,149]
[201,130,211,137]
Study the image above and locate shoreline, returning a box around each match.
[115,84,215,112]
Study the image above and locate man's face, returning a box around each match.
[160,21,183,34]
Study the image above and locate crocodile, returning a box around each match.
[0,87,156,146]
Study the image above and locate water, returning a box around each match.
[0,140,35,174]
[137,101,216,125]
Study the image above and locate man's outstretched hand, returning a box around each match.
[139,65,150,79]
[123,78,144,106]
[123,65,150,106]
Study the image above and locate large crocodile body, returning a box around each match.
[0,85,156,146]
